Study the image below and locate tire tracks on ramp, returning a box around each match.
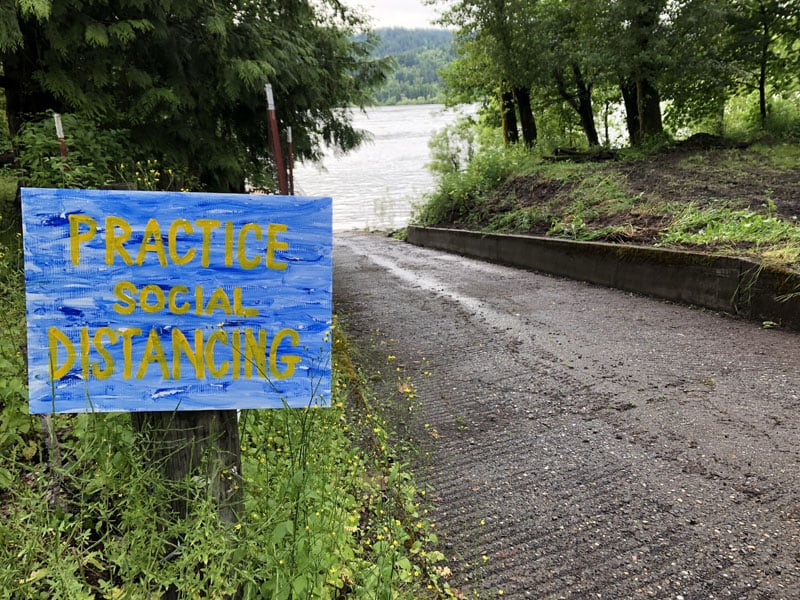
[334,232,800,599]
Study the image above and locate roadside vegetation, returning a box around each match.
[416,101,800,273]
[413,1,800,273]
[0,190,453,597]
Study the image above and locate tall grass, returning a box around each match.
[0,288,453,599]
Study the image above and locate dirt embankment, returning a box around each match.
[449,139,800,249]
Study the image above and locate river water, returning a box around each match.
[292,104,469,231]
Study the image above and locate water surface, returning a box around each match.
[293,104,469,231]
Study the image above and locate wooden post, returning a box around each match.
[131,410,243,523]
[266,84,288,195]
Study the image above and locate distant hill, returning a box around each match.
[371,28,455,105]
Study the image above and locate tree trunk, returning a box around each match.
[553,67,599,148]
[571,65,599,147]
[758,17,770,129]
[512,86,537,147]
[500,89,519,145]
[131,410,244,523]
[636,78,663,141]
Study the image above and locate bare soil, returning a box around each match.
[453,140,800,249]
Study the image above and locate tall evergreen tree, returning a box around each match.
[0,0,390,191]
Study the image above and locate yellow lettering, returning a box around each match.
[135,218,168,266]
[224,221,235,267]
[48,327,75,380]
[232,329,241,380]
[196,219,221,268]
[120,328,142,379]
[112,281,138,315]
[233,287,258,317]
[238,223,262,269]
[69,215,97,266]
[172,328,205,380]
[168,219,195,266]
[92,328,117,379]
[105,216,134,266]
[80,327,90,380]
[266,223,289,271]
[136,328,169,379]
[140,285,166,314]
[244,328,267,378]
[205,287,233,315]
[168,285,190,315]
[270,328,301,379]
[205,330,229,377]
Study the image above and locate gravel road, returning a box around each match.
[333,231,800,600]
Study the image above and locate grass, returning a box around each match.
[0,169,457,598]
[0,315,455,599]
[415,139,800,272]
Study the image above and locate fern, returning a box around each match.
[84,22,109,47]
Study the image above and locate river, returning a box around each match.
[292,104,470,231]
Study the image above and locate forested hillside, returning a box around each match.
[371,28,454,105]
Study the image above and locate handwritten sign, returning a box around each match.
[21,188,332,414]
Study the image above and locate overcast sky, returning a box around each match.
[349,0,443,29]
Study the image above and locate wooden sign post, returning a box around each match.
[21,188,332,520]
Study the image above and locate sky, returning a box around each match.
[348,0,443,29]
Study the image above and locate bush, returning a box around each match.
[10,112,129,189]
[416,137,535,227]
[0,320,452,599]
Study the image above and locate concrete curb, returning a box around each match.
[406,226,800,331]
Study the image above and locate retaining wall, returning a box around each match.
[406,226,800,331]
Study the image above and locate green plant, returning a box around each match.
[416,138,536,227]
[0,235,37,489]
[661,201,800,247]
[114,159,195,191]
[427,117,479,178]
[9,112,129,189]
[0,318,452,599]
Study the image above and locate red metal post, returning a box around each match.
[265,84,288,195]
[287,126,294,196]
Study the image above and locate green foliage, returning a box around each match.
[427,116,478,178]
[1,0,392,192]
[416,135,536,226]
[440,0,800,148]
[0,233,35,489]
[0,317,451,598]
[418,115,800,270]
[724,93,800,141]
[370,28,455,105]
[661,200,800,248]
[9,112,128,189]
[547,173,638,240]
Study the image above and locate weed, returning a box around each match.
[0,315,454,598]
[661,202,800,251]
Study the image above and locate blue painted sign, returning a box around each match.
[21,188,332,414]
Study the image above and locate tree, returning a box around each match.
[723,0,800,128]
[604,0,668,144]
[439,0,538,147]
[0,0,391,191]
[528,0,602,147]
